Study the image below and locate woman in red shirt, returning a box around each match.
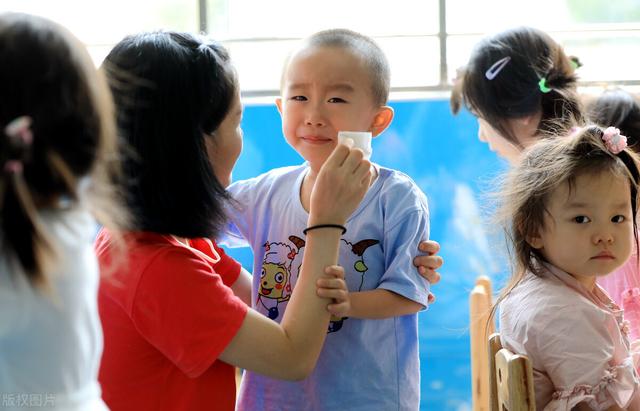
[95,31,374,411]
[97,31,442,410]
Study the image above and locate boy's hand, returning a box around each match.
[309,141,371,226]
[316,265,351,317]
[414,240,443,304]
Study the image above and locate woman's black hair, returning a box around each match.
[587,88,640,152]
[104,31,238,239]
[451,26,584,146]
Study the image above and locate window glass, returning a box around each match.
[3,0,636,90]
[209,0,440,92]
[209,0,439,39]
[447,0,574,33]
[3,0,198,65]
[555,31,640,82]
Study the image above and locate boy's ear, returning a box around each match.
[370,106,394,137]
[275,98,283,115]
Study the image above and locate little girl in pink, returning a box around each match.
[497,125,640,410]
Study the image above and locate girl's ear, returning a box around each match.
[526,232,544,249]
[371,106,394,137]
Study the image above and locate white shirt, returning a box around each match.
[0,207,107,411]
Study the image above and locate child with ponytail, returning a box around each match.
[496,125,640,410]
[0,12,126,410]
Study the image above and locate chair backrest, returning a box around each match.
[488,333,502,411]
[489,333,535,411]
[469,276,496,411]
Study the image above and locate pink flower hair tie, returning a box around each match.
[4,160,23,174]
[4,116,33,146]
[3,116,33,175]
[602,126,627,154]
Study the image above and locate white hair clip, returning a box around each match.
[485,56,511,80]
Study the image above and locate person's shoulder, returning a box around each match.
[41,206,96,246]
[376,166,428,211]
[104,232,203,280]
[501,272,599,326]
[126,237,224,300]
[239,164,305,184]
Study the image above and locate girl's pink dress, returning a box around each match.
[500,262,640,410]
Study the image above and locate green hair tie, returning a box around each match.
[538,77,552,93]
[569,60,579,70]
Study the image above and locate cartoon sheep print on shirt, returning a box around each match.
[328,238,380,332]
[256,236,303,320]
[256,235,380,332]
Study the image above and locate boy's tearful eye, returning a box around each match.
[291,95,307,101]
[328,97,347,103]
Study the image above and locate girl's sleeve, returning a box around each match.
[535,305,638,411]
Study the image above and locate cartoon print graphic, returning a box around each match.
[287,235,306,281]
[328,238,380,333]
[257,236,305,320]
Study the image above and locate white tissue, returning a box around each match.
[338,131,372,159]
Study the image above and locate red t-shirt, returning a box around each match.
[96,230,248,411]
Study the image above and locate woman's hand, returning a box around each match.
[309,141,371,226]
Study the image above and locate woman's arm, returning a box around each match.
[219,142,371,380]
[230,268,252,306]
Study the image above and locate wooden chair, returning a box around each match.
[469,276,495,411]
[489,333,535,411]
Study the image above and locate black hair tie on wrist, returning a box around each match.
[302,224,347,235]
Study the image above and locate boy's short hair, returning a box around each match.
[285,29,391,106]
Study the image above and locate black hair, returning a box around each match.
[103,31,238,239]
[587,88,640,152]
[0,12,123,284]
[451,27,584,146]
